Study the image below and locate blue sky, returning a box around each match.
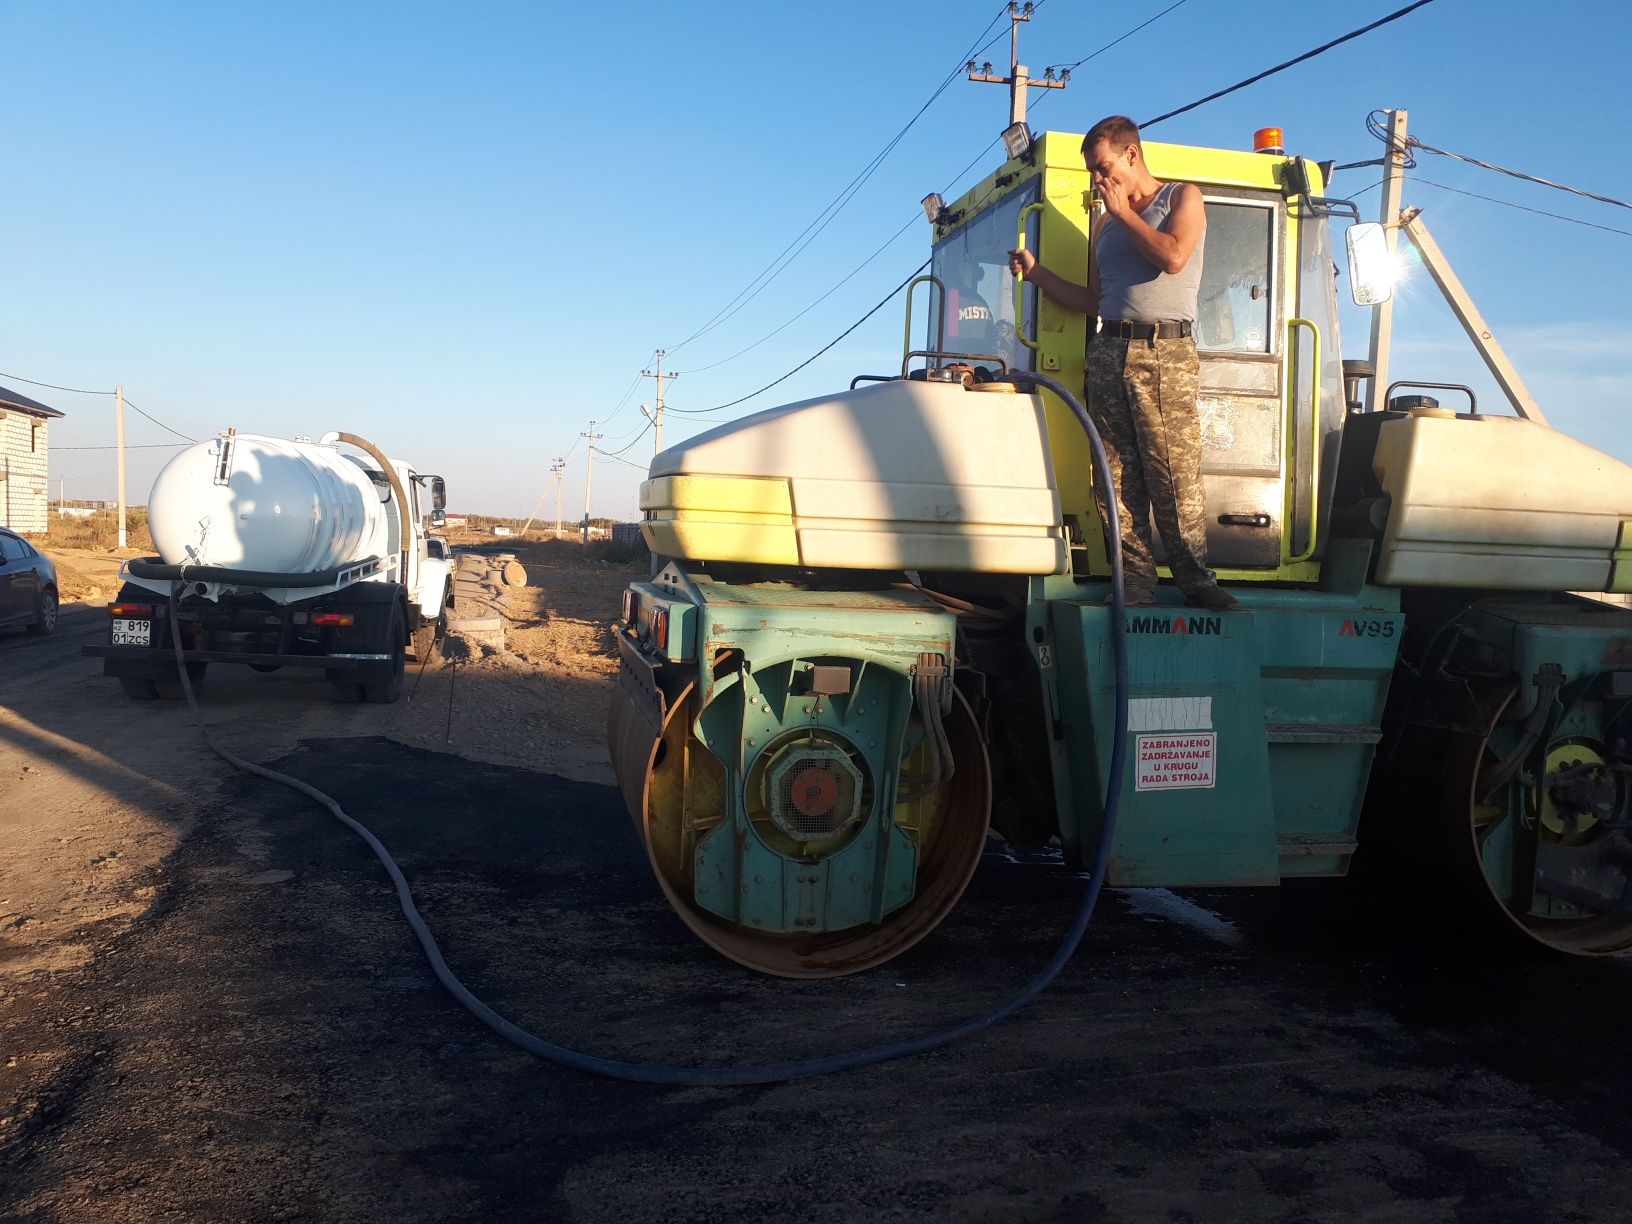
[4,0,1629,520]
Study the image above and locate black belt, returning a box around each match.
[1099,319,1193,340]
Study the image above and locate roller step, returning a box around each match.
[1265,722,1382,745]
[1276,831,1360,857]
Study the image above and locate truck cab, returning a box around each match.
[928,130,1343,584]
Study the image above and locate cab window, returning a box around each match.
[929,183,1040,371]
[1195,200,1276,354]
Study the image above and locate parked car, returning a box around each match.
[0,528,58,636]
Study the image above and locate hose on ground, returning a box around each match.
[164,369,1129,1086]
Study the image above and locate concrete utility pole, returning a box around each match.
[966,2,1066,127]
[551,457,565,539]
[1365,108,1410,413]
[580,424,602,546]
[641,350,678,455]
[115,384,128,548]
[519,458,569,538]
[1397,208,1549,426]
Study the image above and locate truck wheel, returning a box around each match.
[119,677,159,700]
[410,595,446,661]
[363,605,407,704]
[328,678,364,702]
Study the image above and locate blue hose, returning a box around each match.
[172,371,1130,1086]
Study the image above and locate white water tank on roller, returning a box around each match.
[147,432,396,573]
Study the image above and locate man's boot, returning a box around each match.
[1105,582,1159,607]
[1183,582,1239,612]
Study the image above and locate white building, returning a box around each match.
[0,384,63,535]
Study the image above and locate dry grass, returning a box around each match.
[43,508,153,554]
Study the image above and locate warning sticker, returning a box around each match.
[1135,732,1217,792]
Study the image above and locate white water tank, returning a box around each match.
[148,433,396,573]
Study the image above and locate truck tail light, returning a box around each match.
[621,589,637,625]
[110,603,154,617]
[650,607,669,648]
[312,612,355,627]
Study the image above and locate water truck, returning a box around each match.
[87,430,452,703]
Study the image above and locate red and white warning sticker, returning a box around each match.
[1135,732,1217,791]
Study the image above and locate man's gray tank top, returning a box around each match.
[1095,181,1204,324]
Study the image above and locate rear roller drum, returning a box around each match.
[1435,677,1632,956]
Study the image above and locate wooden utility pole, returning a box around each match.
[115,384,128,548]
[1365,108,1410,413]
[966,2,1066,127]
[580,424,602,546]
[641,350,677,455]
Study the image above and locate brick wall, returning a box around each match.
[0,413,50,534]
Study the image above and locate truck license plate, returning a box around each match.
[112,619,152,647]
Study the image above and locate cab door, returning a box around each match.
[1188,190,1286,569]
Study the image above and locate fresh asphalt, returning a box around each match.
[3,646,1632,1218]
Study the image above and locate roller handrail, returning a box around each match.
[1284,317,1321,565]
[1012,202,1046,352]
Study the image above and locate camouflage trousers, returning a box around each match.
[1083,334,1211,591]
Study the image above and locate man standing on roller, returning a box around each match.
[1010,114,1237,611]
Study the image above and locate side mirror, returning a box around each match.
[431,508,446,528]
[1346,222,1395,306]
[430,476,447,510]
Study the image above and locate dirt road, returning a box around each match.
[5,548,1632,1221]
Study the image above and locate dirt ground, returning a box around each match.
[1,541,628,978]
[7,542,1632,1221]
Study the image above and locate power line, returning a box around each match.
[598,448,652,470]
[120,397,197,443]
[1333,109,1419,173]
[53,442,190,451]
[672,214,920,376]
[673,257,933,420]
[635,0,1245,439]
[0,370,113,395]
[675,0,1201,383]
[596,368,647,433]
[663,2,1012,359]
[1410,177,1632,237]
[598,419,654,460]
[1141,0,1438,130]
[0,369,199,441]
[1412,140,1632,212]
[674,0,1198,382]
[1049,0,1192,74]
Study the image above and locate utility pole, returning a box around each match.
[580,423,602,546]
[551,457,565,539]
[966,2,1066,128]
[115,384,128,548]
[641,349,677,454]
[1365,108,1410,413]
[519,457,568,538]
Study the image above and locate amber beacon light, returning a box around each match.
[1253,126,1285,155]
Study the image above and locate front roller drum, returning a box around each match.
[610,680,991,978]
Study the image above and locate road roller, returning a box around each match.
[609,113,1632,975]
